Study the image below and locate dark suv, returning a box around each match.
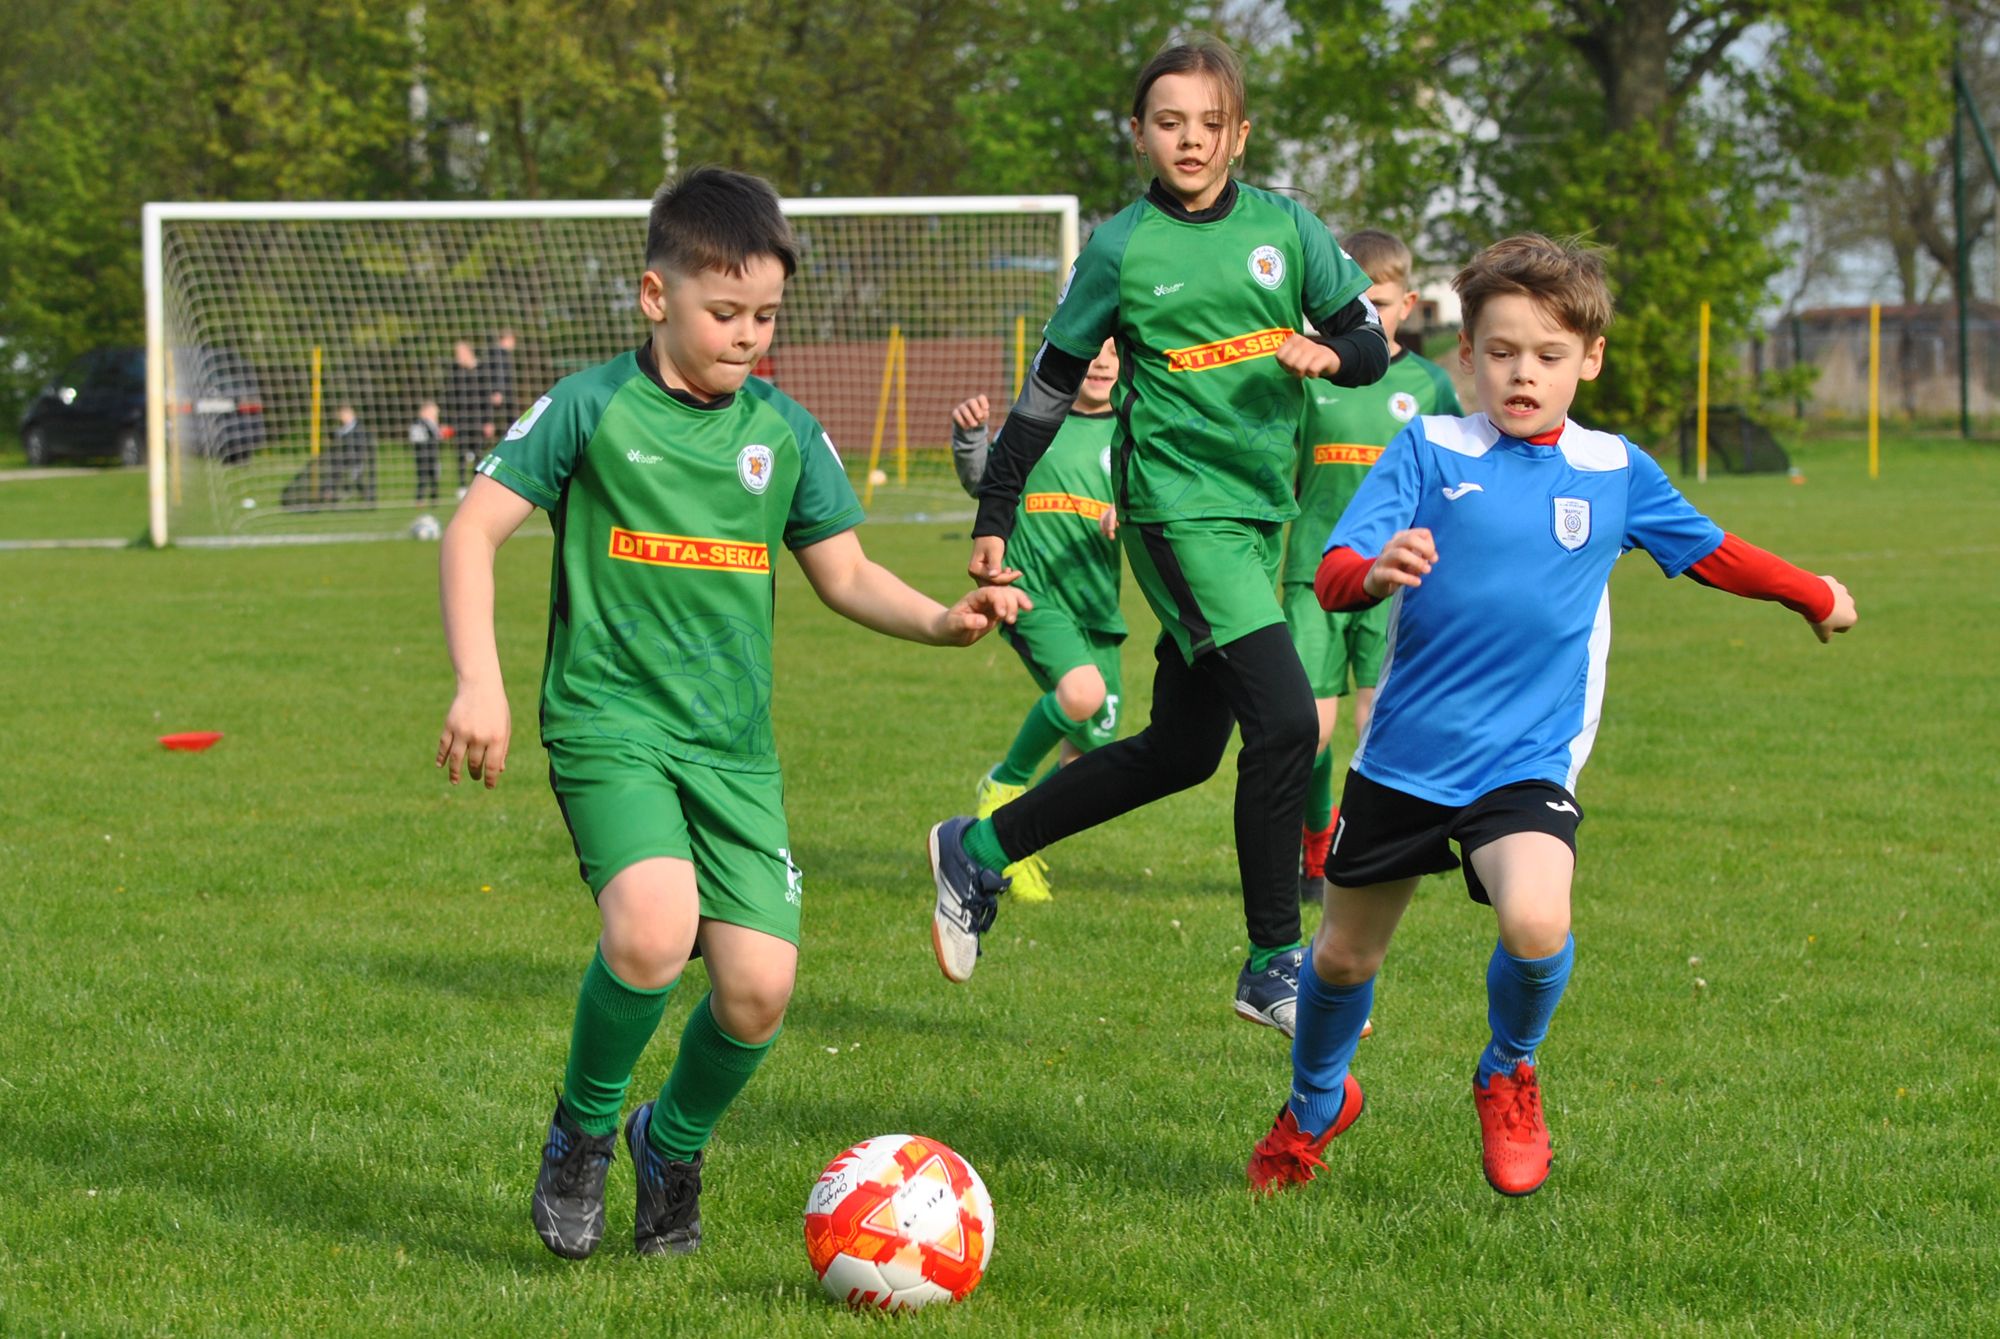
[17,345,267,467]
[19,347,146,466]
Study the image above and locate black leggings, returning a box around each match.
[989,621,1317,952]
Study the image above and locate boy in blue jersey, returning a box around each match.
[1247,234,1857,1198]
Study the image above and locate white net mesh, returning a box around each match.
[151,199,1074,542]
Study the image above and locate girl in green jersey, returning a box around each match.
[928,35,1390,1040]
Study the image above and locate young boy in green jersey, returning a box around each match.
[435,167,1027,1262]
[949,338,1124,903]
[1287,230,1461,911]
[927,35,1390,1039]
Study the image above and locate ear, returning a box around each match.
[1234,119,1252,162]
[1457,328,1474,371]
[638,268,671,324]
[1398,290,1419,321]
[1129,115,1143,157]
[1579,335,1606,383]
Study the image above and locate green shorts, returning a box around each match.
[1000,605,1126,750]
[1282,582,1391,697]
[1123,517,1285,663]
[546,736,803,945]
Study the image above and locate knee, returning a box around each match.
[1053,670,1106,725]
[1499,917,1572,961]
[600,926,692,991]
[1141,727,1224,789]
[1311,934,1383,987]
[712,972,795,1044]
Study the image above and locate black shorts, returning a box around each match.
[1326,770,1583,905]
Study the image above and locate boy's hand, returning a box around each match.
[968,535,1020,586]
[936,585,1032,645]
[952,395,991,430]
[438,682,511,788]
[1365,528,1435,598]
[1276,333,1340,380]
[1099,504,1118,540]
[1810,575,1857,643]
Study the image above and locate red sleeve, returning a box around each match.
[1686,533,1835,623]
[1314,546,1379,612]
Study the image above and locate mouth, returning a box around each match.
[1175,158,1207,173]
[1503,395,1540,415]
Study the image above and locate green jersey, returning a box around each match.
[1044,182,1371,526]
[477,345,863,772]
[1280,350,1461,584]
[1010,409,1123,634]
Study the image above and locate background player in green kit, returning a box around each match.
[927,35,1390,1039]
[434,168,1026,1262]
[1288,230,1461,910]
[949,338,1124,903]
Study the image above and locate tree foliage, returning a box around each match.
[0,0,1962,439]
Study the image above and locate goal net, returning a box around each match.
[143,197,1078,546]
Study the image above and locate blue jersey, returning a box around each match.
[1332,414,1724,806]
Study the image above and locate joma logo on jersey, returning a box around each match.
[1313,443,1382,466]
[608,526,770,573]
[1024,491,1110,521]
[1164,327,1293,373]
[626,449,663,465]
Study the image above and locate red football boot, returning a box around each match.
[1473,1062,1552,1196]
[1247,1073,1365,1194]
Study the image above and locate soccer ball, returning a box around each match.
[409,513,442,541]
[804,1134,994,1312]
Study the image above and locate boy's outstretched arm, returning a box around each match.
[795,529,1031,646]
[1685,534,1857,643]
[436,476,537,787]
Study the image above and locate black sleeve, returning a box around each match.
[971,342,1090,540]
[1306,295,1390,388]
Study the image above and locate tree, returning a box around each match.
[1267,0,1953,439]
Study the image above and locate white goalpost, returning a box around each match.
[143,196,1079,548]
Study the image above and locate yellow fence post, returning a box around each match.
[894,328,909,486]
[1696,302,1710,484]
[309,345,323,499]
[1868,303,1881,480]
[863,326,900,508]
[1014,315,1026,399]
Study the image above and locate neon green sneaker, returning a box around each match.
[974,770,1026,818]
[1004,851,1053,903]
[974,771,1052,903]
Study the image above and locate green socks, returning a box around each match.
[561,947,674,1135]
[1249,940,1304,974]
[963,817,1010,873]
[646,993,778,1161]
[991,692,1073,786]
[1306,747,1336,831]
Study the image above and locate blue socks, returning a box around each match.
[1287,952,1374,1136]
[1477,935,1574,1084]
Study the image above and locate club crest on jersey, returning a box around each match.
[1552,496,1591,551]
[1248,245,1285,290]
[1388,391,1419,421]
[737,443,774,494]
[504,395,552,442]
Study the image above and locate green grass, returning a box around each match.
[1,430,1995,1336]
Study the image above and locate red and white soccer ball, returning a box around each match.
[804,1134,994,1312]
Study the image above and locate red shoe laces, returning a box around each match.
[1496,1071,1543,1140]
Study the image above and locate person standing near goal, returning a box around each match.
[1246,234,1857,1199]
[948,337,1124,904]
[435,167,1026,1261]
[925,33,1389,1037]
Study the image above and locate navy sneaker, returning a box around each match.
[928,816,1009,983]
[531,1094,615,1260]
[1234,945,1305,1037]
[626,1102,703,1256]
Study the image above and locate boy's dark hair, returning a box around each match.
[1342,228,1413,287]
[1453,234,1614,342]
[646,167,798,281]
[1131,33,1246,126]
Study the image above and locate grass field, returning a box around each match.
[1,430,1995,1335]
